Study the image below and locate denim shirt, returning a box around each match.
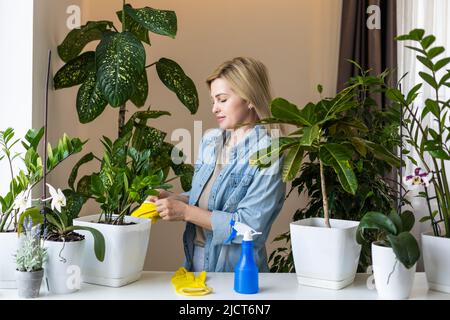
[181,124,286,272]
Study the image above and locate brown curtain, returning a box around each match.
[337,0,398,188]
[337,0,397,109]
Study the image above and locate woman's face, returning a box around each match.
[210,78,255,130]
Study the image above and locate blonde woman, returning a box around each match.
[148,57,286,272]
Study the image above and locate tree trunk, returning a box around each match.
[320,159,331,228]
[118,103,126,137]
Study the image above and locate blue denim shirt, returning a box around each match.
[181,124,286,272]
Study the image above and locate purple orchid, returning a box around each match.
[403,167,431,189]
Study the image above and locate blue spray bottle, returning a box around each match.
[225,219,262,294]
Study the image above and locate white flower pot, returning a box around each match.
[44,239,85,294]
[73,214,151,287]
[0,232,20,288]
[422,231,450,293]
[290,218,361,290]
[372,242,416,299]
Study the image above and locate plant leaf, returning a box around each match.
[124,4,177,38]
[358,211,397,242]
[282,143,304,182]
[116,8,150,44]
[96,31,146,107]
[130,70,148,107]
[320,144,357,194]
[76,72,108,123]
[54,52,95,89]
[58,21,113,62]
[69,153,94,190]
[67,226,106,262]
[156,58,199,114]
[387,232,420,269]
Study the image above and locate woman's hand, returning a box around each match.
[155,198,188,221]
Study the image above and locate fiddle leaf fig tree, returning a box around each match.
[54,1,199,131]
[250,82,401,228]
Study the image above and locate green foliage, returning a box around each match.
[357,211,420,269]
[267,67,402,273]
[395,29,450,238]
[54,2,198,122]
[0,128,85,232]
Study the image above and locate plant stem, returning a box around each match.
[118,104,126,138]
[319,159,330,228]
[145,62,157,69]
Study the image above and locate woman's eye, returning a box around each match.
[220,100,227,103]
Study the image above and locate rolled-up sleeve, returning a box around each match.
[211,156,286,246]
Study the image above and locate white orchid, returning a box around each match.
[46,183,66,212]
[13,187,31,214]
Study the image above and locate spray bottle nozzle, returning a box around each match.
[224,219,262,244]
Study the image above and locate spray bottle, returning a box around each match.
[225,219,262,294]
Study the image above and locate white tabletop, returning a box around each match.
[1,272,449,300]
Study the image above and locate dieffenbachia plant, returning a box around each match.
[53,1,199,134]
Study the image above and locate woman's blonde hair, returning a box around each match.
[206,57,285,137]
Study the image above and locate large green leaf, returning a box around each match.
[58,21,113,63]
[130,70,148,107]
[124,4,177,38]
[116,9,150,44]
[400,210,415,233]
[364,140,401,168]
[76,72,108,124]
[357,211,398,244]
[67,225,106,262]
[69,153,95,190]
[299,125,319,146]
[61,189,87,220]
[320,144,357,194]
[249,137,298,168]
[282,143,304,182]
[387,232,420,269]
[270,98,311,126]
[156,58,198,114]
[54,52,95,89]
[96,32,146,107]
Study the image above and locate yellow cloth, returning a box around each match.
[130,202,160,224]
[171,267,213,296]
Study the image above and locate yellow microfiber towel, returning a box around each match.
[130,201,161,224]
[171,267,213,296]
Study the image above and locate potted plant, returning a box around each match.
[22,183,105,295]
[15,219,47,299]
[391,29,450,293]
[0,128,84,288]
[71,132,171,287]
[268,68,401,273]
[357,210,419,299]
[53,1,198,287]
[250,78,400,289]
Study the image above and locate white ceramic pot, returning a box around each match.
[372,242,416,299]
[73,214,151,287]
[0,232,20,288]
[422,231,450,293]
[290,218,361,290]
[44,239,85,294]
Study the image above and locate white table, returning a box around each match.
[1,272,448,300]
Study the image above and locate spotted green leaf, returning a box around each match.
[116,8,150,45]
[156,58,198,114]
[76,71,108,124]
[54,52,95,89]
[130,70,149,107]
[58,21,113,63]
[96,32,146,107]
[124,4,177,38]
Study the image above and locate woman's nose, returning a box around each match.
[212,101,220,114]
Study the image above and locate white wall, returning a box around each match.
[0,0,34,195]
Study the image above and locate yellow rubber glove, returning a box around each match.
[171,267,213,296]
[130,201,161,224]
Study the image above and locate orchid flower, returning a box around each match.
[46,183,66,212]
[403,167,431,189]
[13,187,31,214]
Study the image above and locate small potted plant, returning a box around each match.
[17,183,105,295]
[15,219,47,299]
[251,77,400,289]
[391,29,450,293]
[357,210,420,299]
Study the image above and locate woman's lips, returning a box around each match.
[216,116,226,122]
